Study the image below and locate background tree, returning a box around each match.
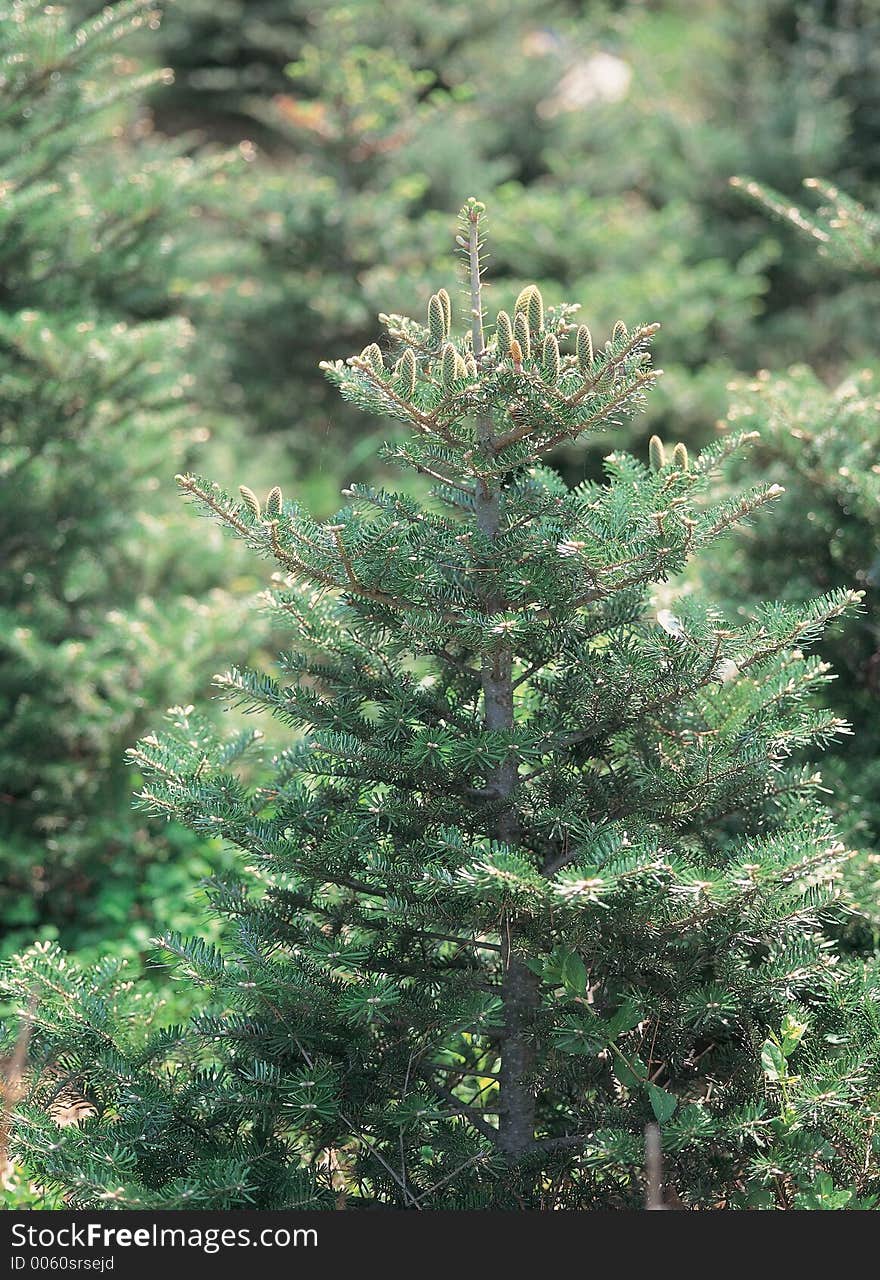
[0,0,259,954]
[719,179,880,949]
[79,0,772,478]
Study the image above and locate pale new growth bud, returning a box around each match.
[394,348,417,399]
[514,284,544,333]
[495,310,513,353]
[576,324,593,375]
[541,333,560,384]
[239,485,261,520]
[672,442,689,472]
[437,288,452,335]
[513,311,531,361]
[649,435,665,472]
[361,343,384,375]
[441,342,458,389]
[428,293,447,346]
[510,338,523,372]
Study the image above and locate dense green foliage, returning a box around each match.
[179,0,772,462]
[118,0,880,471]
[723,364,880,945]
[720,180,880,947]
[0,0,253,952]
[4,0,880,1213]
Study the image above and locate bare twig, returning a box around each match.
[644,1123,667,1210]
[1,993,38,1180]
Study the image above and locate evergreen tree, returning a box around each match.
[559,0,880,376]
[7,201,880,1210]
[0,0,252,948]
[721,179,880,947]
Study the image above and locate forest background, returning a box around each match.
[2,0,880,1207]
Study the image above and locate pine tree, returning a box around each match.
[7,201,880,1210]
[0,0,252,948]
[721,178,880,948]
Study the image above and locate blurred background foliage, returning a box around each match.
[69,0,880,467]
[0,0,272,966]
[2,0,879,1000]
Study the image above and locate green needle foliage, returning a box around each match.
[0,0,253,948]
[8,202,880,1210]
[722,178,880,947]
[171,0,774,466]
[731,177,880,276]
[722,366,880,949]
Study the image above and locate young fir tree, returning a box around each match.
[7,202,880,1210]
[0,0,252,948]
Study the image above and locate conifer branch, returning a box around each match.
[511,368,660,459]
[425,1079,500,1144]
[346,356,461,450]
[410,459,476,497]
[564,323,660,407]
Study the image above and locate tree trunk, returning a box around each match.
[467,202,538,1161]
